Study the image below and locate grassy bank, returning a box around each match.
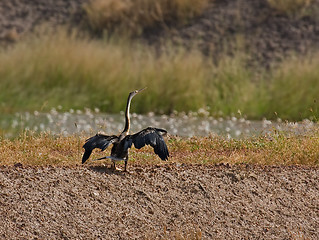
[0,29,318,121]
[0,131,318,166]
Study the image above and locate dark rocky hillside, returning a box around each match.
[1,0,319,66]
[144,0,319,66]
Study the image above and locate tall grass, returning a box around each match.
[0,29,256,116]
[0,31,210,113]
[83,0,209,35]
[0,28,318,120]
[266,55,319,120]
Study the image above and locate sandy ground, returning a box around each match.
[0,163,318,239]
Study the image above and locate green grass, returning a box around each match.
[0,130,318,166]
[0,28,318,121]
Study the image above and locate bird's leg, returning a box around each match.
[123,156,128,172]
[110,160,116,171]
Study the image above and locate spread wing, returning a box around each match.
[82,134,118,164]
[124,127,169,160]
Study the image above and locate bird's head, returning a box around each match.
[129,87,147,98]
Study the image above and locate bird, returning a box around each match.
[82,87,169,171]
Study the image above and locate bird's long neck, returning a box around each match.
[122,94,133,135]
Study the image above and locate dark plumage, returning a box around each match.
[82,88,169,171]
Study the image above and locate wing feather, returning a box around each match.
[82,134,118,163]
[124,127,169,160]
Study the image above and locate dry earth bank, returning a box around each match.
[0,164,318,239]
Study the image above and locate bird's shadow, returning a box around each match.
[88,165,127,175]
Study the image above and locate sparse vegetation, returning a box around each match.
[0,130,318,166]
[267,0,312,16]
[83,0,209,35]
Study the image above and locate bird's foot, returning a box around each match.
[110,165,122,172]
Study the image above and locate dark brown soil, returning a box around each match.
[1,0,319,66]
[0,164,318,239]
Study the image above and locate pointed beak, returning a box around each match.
[137,87,147,93]
[129,87,147,98]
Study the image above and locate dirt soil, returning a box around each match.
[0,163,318,239]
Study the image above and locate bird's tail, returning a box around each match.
[82,150,92,164]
